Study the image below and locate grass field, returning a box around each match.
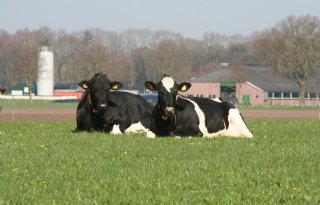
[1,120,319,204]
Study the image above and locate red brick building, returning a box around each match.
[183,65,320,106]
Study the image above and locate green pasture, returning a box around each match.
[1,120,319,204]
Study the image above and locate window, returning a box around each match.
[283,92,290,98]
[292,92,299,98]
[310,93,317,98]
[274,92,282,98]
[254,94,259,99]
[267,92,273,98]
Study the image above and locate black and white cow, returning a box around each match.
[144,75,253,138]
[76,72,153,134]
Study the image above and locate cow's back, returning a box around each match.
[108,91,153,127]
[191,97,232,133]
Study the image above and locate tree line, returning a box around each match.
[0,15,319,105]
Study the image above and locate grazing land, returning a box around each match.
[1,120,319,204]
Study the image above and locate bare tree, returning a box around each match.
[15,29,39,102]
[255,15,320,106]
[53,31,80,82]
[0,30,12,87]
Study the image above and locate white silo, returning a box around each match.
[37,46,54,96]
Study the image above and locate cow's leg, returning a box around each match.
[125,121,148,133]
[110,124,123,135]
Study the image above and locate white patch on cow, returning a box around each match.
[125,122,148,133]
[146,130,156,138]
[202,109,253,138]
[226,108,253,138]
[161,76,175,93]
[211,98,222,103]
[110,124,122,135]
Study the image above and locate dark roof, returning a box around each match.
[190,66,320,93]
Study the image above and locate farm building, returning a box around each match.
[183,65,320,106]
[3,82,83,100]
[5,82,36,96]
[53,83,83,99]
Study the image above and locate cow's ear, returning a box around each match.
[110,81,123,90]
[178,82,191,92]
[145,81,157,91]
[79,81,90,89]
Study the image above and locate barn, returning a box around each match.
[184,65,320,106]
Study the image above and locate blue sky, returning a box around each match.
[1,0,319,39]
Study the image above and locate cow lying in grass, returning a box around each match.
[76,72,153,134]
[145,75,253,138]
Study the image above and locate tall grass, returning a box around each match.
[1,120,319,204]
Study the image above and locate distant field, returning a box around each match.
[0,99,78,109]
[1,99,319,121]
[1,120,319,204]
[1,98,319,110]
[237,104,319,110]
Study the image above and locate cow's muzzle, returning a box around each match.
[165,107,174,115]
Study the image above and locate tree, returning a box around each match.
[53,31,80,82]
[0,30,12,87]
[15,29,39,102]
[228,42,247,64]
[132,48,148,92]
[254,15,320,106]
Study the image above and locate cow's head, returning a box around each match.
[79,72,123,113]
[145,75,191,118]
[0,87,6,95]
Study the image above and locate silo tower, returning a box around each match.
[37,46,54,96]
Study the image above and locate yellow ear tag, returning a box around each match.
[112,85,118,89]
[181,85,187,91]
[83,84,88,89]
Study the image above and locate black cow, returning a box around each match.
[76,72,153,134]
[0,87,6,95]
[144,75,253,138]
